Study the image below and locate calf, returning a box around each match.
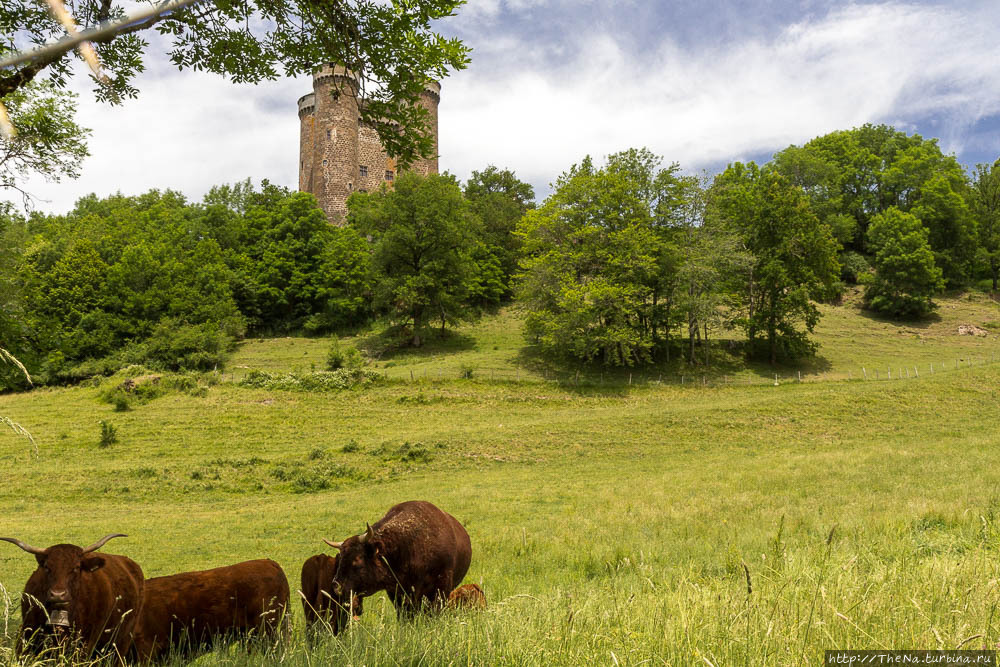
[0,534,143,660]
[448,583,486,609]
[132,559,289,662]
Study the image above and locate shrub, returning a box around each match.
[96,368,210,407]
[98,420,118,448]
[840,251,872,284]
[327,340,365,371]
[143,318,236,371]
[238,368,384,392]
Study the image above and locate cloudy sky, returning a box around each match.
[6,0,1000,213]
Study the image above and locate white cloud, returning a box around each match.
[5,1,1000,212]
[442,2,1000,194]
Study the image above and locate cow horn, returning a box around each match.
[323,539,343,550]
[81,533,127,554]
[362,523,375,543]
[0,537,46,555]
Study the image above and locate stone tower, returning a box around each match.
[298,65,440,223]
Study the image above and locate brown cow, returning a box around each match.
[323,500,472,632]
[448,583,486,609]
[0,533,143,660]
[132,559,289,662]
[300,553,363,635]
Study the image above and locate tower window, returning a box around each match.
[326,129,331,140]
[385,170,394,181]
[360,165,368,178]
[348,183,353,192]
[322,159,328,166]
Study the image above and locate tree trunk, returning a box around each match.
[412,310,422,347]
[704,323,709,367]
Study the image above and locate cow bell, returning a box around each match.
[47,608,70,627]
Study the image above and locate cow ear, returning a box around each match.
[34,553,47,567]
[82,556,105,573]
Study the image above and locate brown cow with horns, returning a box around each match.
[0,533,144,659]
[131,559,290,662]
[322,500,472,632]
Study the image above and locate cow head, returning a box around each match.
[0,534,126,627]
[323,525,383,631]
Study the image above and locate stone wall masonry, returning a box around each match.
[298,67,439,223]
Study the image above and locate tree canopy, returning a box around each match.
[0,80,89,205]
[0,0,469,166]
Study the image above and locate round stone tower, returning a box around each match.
[298,67,441,223]
[412,80,441,176]
[299,65,361,221]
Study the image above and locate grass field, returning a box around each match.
[229,288,1000,385]
[2,293,1000,664]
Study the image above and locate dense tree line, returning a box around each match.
[2,123,998,388]
[0,170,531,389]
[519,126,1000,366]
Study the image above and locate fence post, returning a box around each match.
[888,368,892,380]
[863,367,867,380]
[681,375,685,385]
[702,375,706,386]
[930,363,933,374]
[774,373,778,386]
[798,371,801,382]
[914,366,918,378]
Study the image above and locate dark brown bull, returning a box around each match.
[132,559,289,662]
[0,533,143,660]
[447,583,486,609]
[324,500,472,632]
[300,553,363,635]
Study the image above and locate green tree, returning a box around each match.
[773,124,973,279]
[246,190,341,332]
[0,80,89,205]
[0,0,468,166]
[709,162,840,364]
[517,149,690,366]
[971,160,1000,291]
[464,166,535,299]
[348,172,478,347]
[864,207,945,317]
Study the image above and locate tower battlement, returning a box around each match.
[298,66,439,223]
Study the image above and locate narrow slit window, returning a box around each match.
[360,165,368,178]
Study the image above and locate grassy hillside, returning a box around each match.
[1,293,1000,664]
[230,289,1000,384]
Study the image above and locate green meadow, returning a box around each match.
[2,292,1000,665]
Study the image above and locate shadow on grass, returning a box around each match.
[514,336,837,389]
[355,326,477,362]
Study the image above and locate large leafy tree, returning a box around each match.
[864,207,944,317]
[772,124,975,286]
[971,160,1000,291]
[517,149,691,366]
[464,165,535,299]
[0,80,89,205]
[709,162,840,364]
[348,172,479,347]
[0,0,469,165]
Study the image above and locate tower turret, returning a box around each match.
[297,68,441,223]
[412,80,441,176]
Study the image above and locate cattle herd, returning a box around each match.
[0,500,485,663]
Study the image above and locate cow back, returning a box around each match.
[376,501,472,595]
[133,559,289,662]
